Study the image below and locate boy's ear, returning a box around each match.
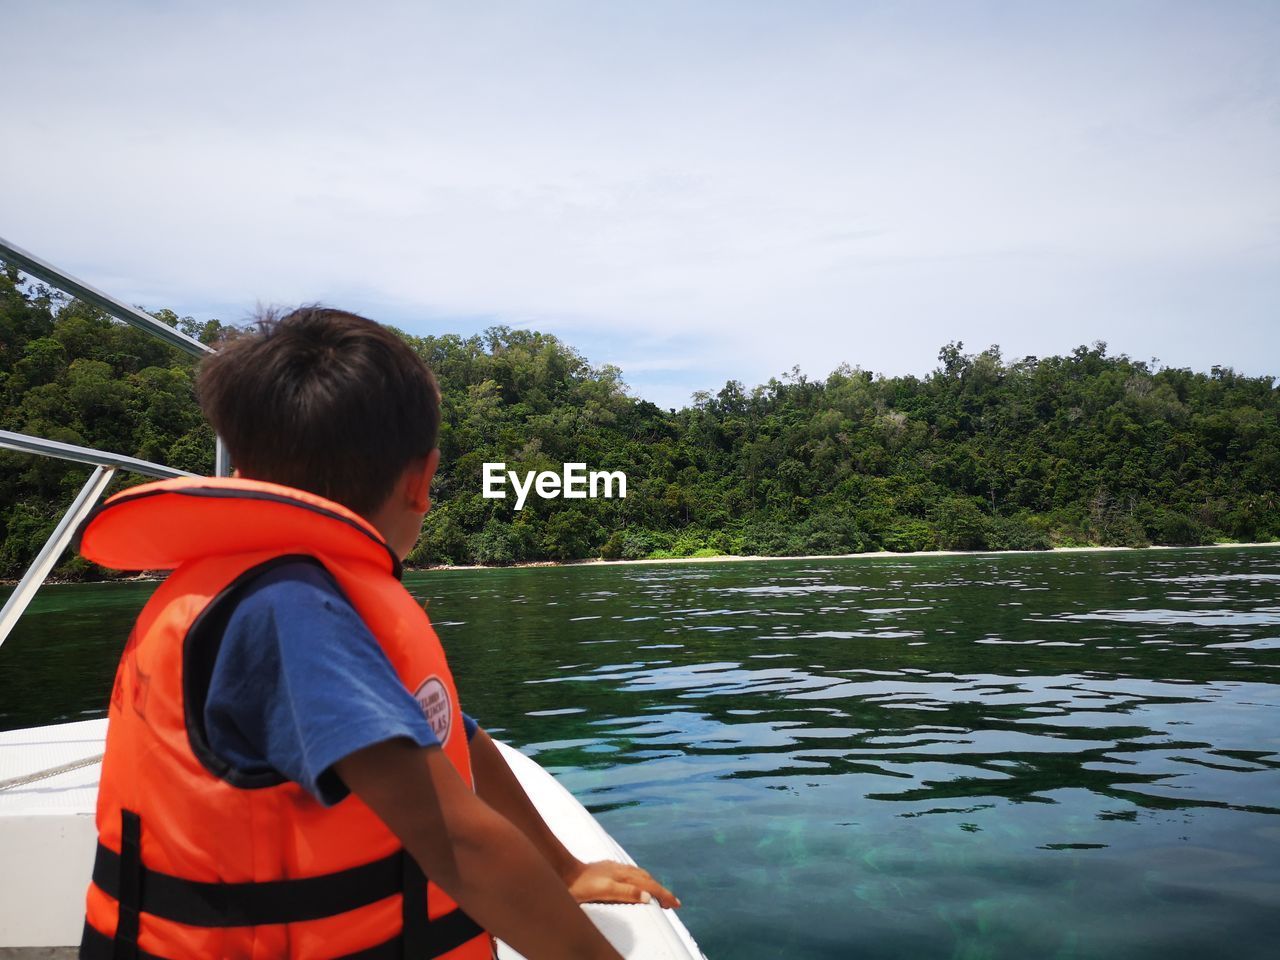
[408,449,440,512]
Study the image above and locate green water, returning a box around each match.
[3,548,1279,959]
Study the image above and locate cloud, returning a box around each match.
[3,0,1277,407]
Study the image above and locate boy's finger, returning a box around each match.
[627,883,653,904]
[590,881,650,904]
[623,867,681,909]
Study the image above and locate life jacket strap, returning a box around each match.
[114,809,141,960]
[81,921,158,960]
[86,819,485,956]
[81,914,489,960]
[92,841,408,927]
[400,848,428,957]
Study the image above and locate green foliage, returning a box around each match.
[600,529,669,560]
[1149,509,1210,547]
[985,515,1052,552]
[540,511,602,562]
[880,519,937,553]
[2,270,1277,578]
[935,498,991,551]
[0,271,230,579]
[468,519,519,566]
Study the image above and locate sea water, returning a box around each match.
[3,547,1278,959]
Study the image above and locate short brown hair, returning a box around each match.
[197,307,440,517]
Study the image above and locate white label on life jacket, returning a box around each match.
[413,676,452,745]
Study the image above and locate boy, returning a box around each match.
[77,307,676,960]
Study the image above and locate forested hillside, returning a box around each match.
[2,267,1278,578]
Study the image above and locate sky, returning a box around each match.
[3,0,1277,410]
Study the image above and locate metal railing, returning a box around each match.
[0,237,228,649]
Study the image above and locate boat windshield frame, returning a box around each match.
[0,236,229,648]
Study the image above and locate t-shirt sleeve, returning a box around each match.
[204,561,444,806]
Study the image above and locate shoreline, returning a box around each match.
[424,541,1280,572]
[7,542,1279,587]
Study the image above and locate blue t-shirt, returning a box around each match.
[203,560,477,806]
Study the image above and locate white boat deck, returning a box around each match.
[0,718,106,811]
[0,719,704,959]
[0,719,105,955]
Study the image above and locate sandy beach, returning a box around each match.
[6,542,1278,587]
[423,541,1280,572]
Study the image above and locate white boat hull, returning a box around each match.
[0,719,704,959]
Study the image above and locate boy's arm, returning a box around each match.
[468,727,680,909]
[335,738,623,960]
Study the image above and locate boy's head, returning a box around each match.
[197,307,441,529]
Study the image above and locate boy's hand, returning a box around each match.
[467,727,683,913]
[564,860,681,909]
[335,740,624,960]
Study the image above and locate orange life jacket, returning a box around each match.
[76,476,492,960]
